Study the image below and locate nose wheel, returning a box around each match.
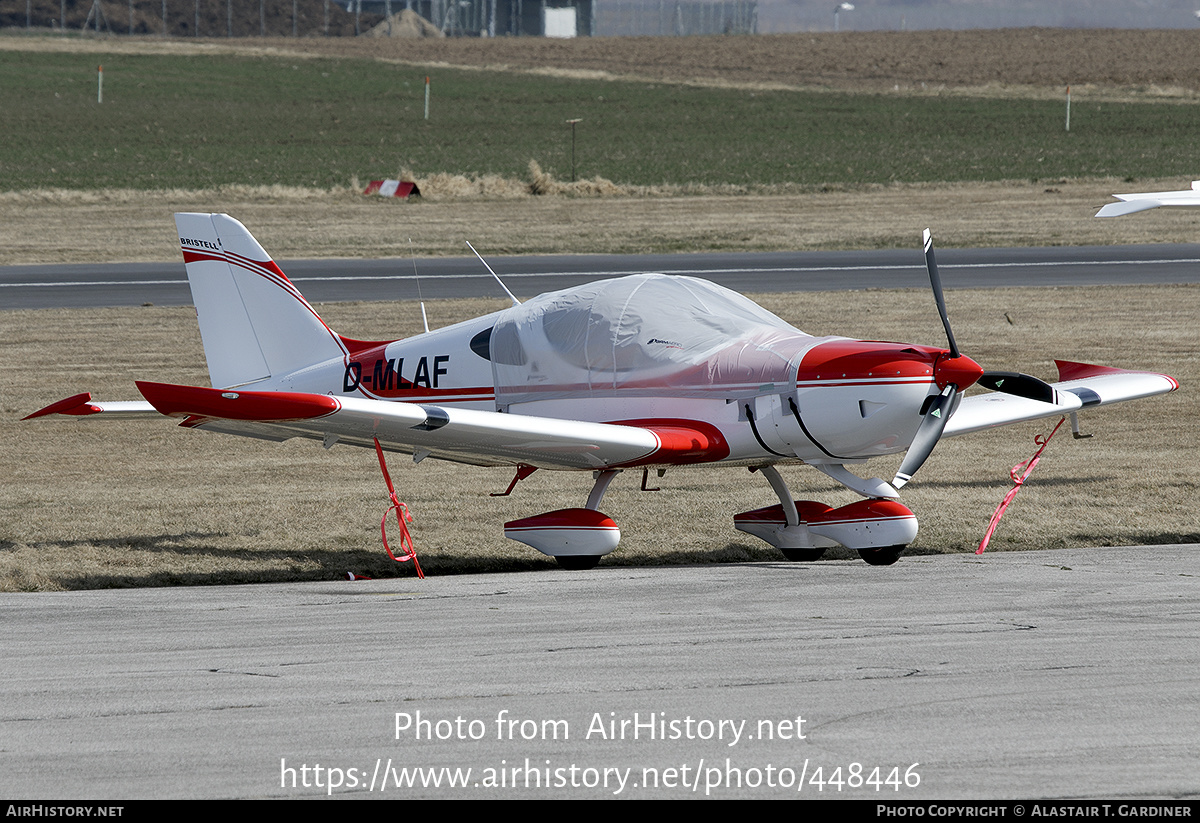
[737,466,917,564]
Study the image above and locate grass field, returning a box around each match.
[5,47,1200,192]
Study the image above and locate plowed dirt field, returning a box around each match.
[8,27,1200,96]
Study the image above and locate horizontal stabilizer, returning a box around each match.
[137,381,339,422]
[1095,199,1167,218]
[23,392,158,420]
[1096,181,1200,217]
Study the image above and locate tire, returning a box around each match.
[858,546,905,566]
[556,555,602,571]
[781,548,826,562]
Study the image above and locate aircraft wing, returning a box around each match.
[945,360,1178,437]
[115,381,726,471]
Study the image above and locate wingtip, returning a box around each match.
[1054,360,1179,392]
[1054,360,1131,381]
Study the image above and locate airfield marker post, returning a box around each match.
[425,76,430,120]
[1065,85,1071,131]
[97,65,103,104]
[566,118,582,181]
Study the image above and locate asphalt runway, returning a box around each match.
[4,244,1200,309]
[2,545,1196,799]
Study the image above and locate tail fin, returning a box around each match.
[175,213,347,390]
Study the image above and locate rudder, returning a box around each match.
[175,213,347,390]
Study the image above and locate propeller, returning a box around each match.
[893,384,956,489]
[923,228,959,360]
[892,230,1059,489]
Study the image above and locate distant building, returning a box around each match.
[341,0,592,36]
[345,0,756,37]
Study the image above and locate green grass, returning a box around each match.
[3,48,1200,191]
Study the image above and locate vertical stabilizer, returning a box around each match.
[175,213,347,390]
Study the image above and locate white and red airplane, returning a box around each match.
[25,206,1179,569]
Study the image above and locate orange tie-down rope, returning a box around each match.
[373,437,424,578]
[976,416,1065,555]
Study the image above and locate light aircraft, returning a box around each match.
[25,202,1180,570]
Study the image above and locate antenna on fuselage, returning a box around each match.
[410,238,430,334]
[466,240,520,306]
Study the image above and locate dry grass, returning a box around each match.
[5,177,1200,265]
[3,285,1195,591]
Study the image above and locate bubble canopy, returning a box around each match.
[490,274,824,407]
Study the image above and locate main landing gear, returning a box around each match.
[503,469,621,571]
[734,466,917,565]
[504,465,916,569]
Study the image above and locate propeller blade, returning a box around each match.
[978,371,1059,404]
[922,228,960,360]
[893,385,956,489]
[894,231,986,490]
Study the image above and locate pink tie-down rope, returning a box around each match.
[373,437,424,578]
[976,416,1066,555]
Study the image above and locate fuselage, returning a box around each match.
[269,275,967,470]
